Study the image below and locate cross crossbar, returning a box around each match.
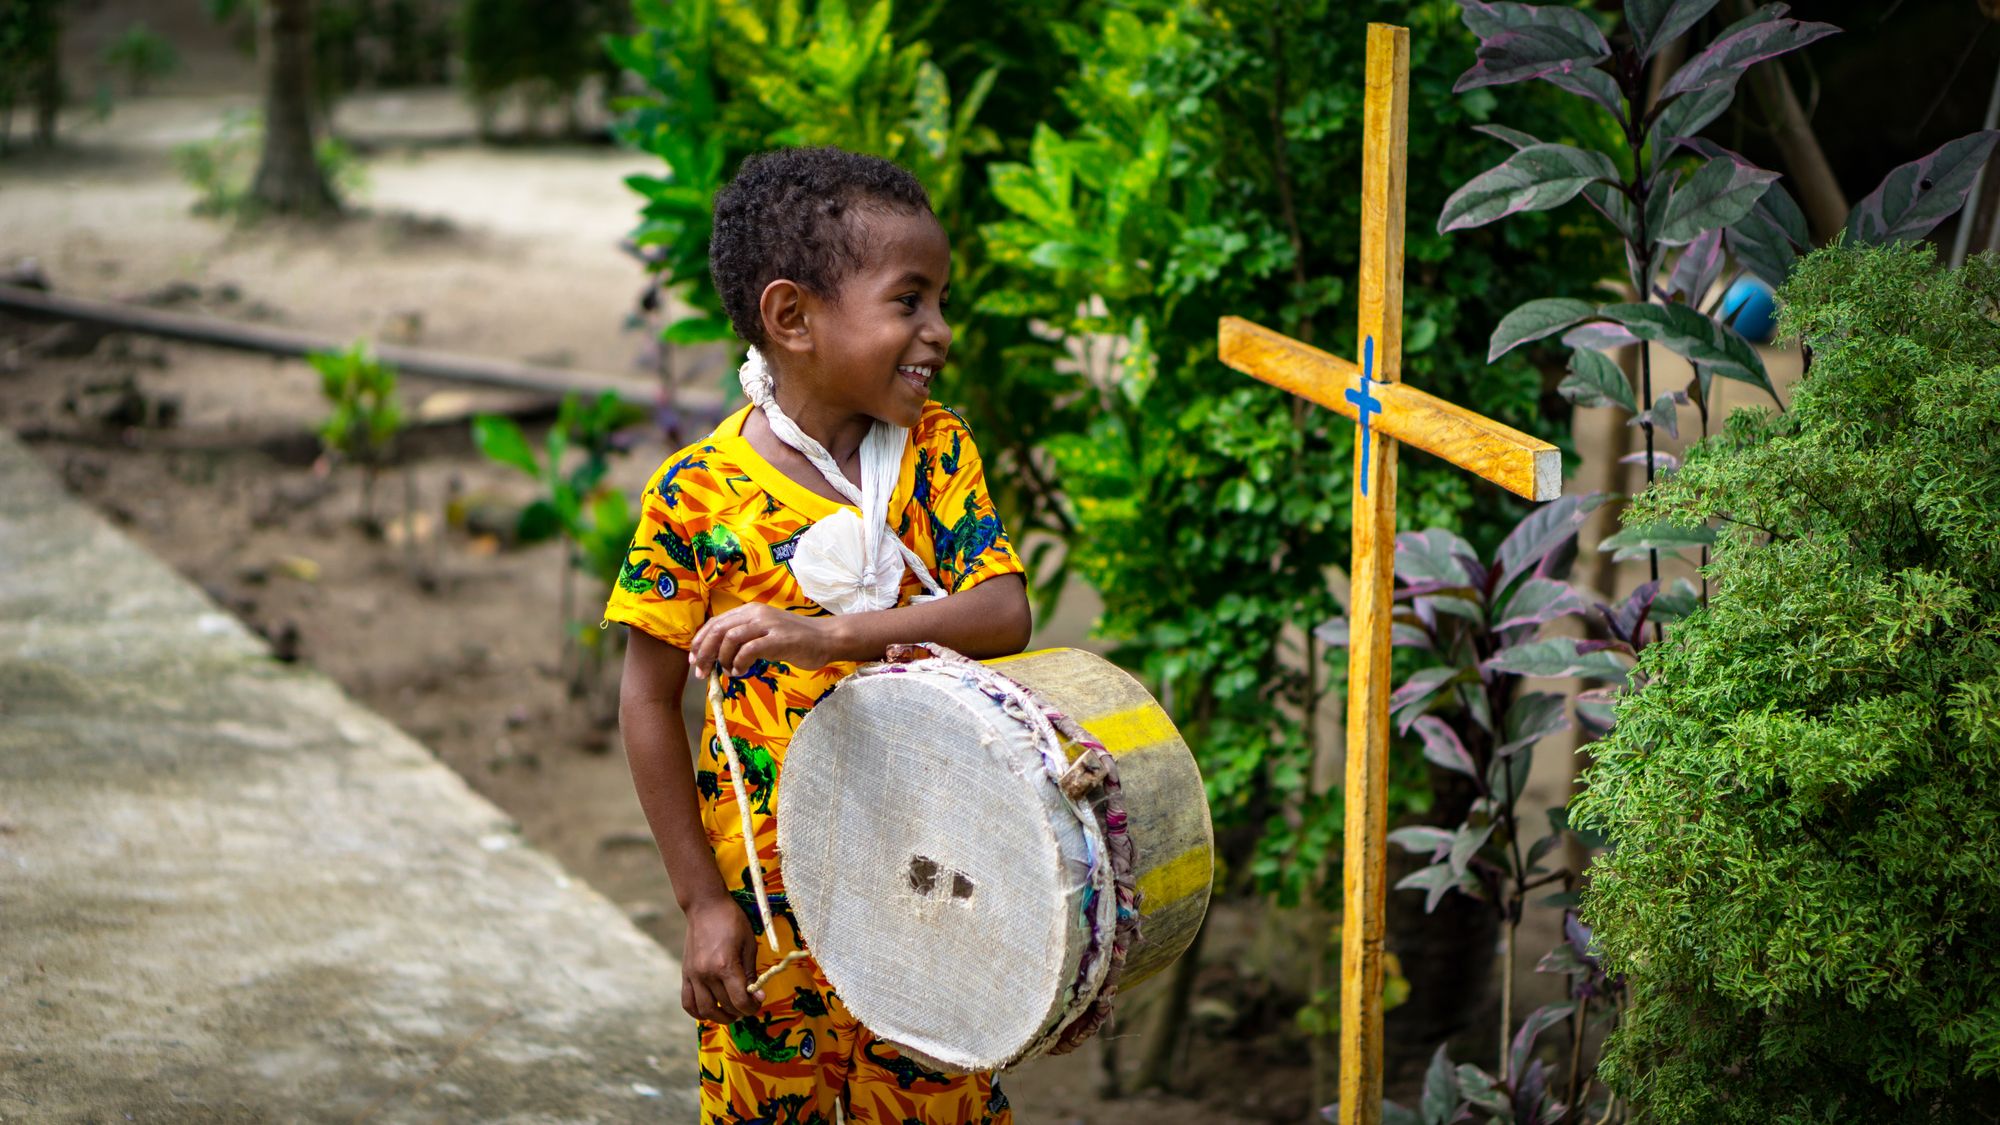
[1219,316,1561,502]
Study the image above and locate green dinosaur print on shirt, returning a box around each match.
[616,546,656,594]
[694,524,747,576]
[727,1013,815,1063]
[708,734,776,813]
[655,528,697,573]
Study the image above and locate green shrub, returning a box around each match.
[461,0,624,134]
[1572,242,2000,1122]
[312,340,402,525]
[102,21,178,96]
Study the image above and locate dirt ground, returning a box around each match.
[0,38,1343,1125]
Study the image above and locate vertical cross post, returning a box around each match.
[1220,22,1559,1121]
[1342,23,1408,1125]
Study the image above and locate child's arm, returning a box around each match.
[619,628,766,1021]
[686,571,1031,677]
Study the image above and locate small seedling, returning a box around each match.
[311,340,401,532]
[473,391,648,696]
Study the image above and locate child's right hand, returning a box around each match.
[681,894,765,1023]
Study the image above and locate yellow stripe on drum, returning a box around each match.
[1076,703,1181,758]
[1138,844,1214,908]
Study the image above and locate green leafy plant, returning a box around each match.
[473,392,649,693]
[1439,0,1999,597]
[311,340,402,529]
[608,0,1619,1091]
[1572,242,2000,1121]
[611,0,997,349]
[1324,496,1712,1122]
[101,21,179,96]
[460,0,625,137]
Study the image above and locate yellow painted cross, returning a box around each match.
[1218,23,1561,1125]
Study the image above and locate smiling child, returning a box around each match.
[606,147,1030,1122]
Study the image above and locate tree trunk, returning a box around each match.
[251,0,339,218]
[31,4,59,149]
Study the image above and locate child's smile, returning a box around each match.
[785,208,954,434]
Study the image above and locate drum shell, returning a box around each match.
[985,648,1213,989]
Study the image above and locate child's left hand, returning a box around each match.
[688,604,841,678]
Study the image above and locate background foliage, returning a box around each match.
[1573,242,2000,1122]
[613,0,1617,913]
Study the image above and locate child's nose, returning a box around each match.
[922,310,952,351]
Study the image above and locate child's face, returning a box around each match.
[799,209,952,430]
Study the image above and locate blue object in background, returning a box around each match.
[1721,277,1777,344]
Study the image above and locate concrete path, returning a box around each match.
[0,434,696,1122]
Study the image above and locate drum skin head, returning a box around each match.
[778,662,1096,1072]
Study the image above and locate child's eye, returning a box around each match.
[897,294,920,311]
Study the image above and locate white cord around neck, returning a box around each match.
[739,348,947,609]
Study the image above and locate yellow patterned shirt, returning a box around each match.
[604,402,1024,901]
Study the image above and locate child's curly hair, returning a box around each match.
[709,147,934,348]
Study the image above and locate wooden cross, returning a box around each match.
[1218,24,1561,1125]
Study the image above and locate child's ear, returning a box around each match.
[759,279,813,355]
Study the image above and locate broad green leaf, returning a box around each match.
[1510,1003,1578,1083]
[1455,2,1612,92]
[1599,520,1717,560]
[1544,66,1624,120]
[1666,228,1726,304]
[1413,716,1480,781]
[1471,124,1634,240]
[1488,297,1595,362]
[1727,198,1805,288]
[1627,391,1685,440]
[1496,577,1590,631]
[1658,15,1838,101]
[1421,1045,1458,1125]
[1495,492,1608,594]
[1656,156,1778,244]
[1389,825,1454,857]
[1847,131,2000,245]
[516,498,563,543]
[1487,743,1534,803]
[1649,83,1737,157]
[1598,301,1773,396]
[1438,144,1619,233]
[1559,345,1637,412]
[663,314,735,346]
[1627,0,1722,61]
[1484,637,1632,681]
[471,414,541,478]
[989,162,1056,224]
[1396,528,1479,586]
[1396,861,1480,913]
[1449,821,1496,876]
[1500,690,1570,754]
[1473,123,1541,150]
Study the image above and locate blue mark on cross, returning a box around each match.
[1346,335,1384,496]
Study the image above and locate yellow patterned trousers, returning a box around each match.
[697,904,1012,1125]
